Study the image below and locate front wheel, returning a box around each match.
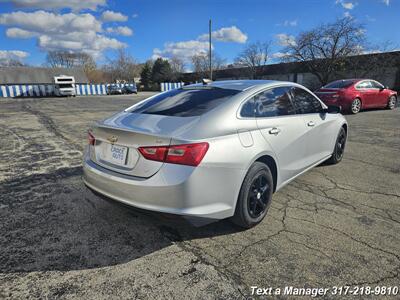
[326,127,347,165]
[231,162,273,228]
[350,98,362,114]
[387,95,397,110]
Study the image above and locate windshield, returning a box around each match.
[58,84,73,88]
[323,80,355,89]
[130,87,240,117]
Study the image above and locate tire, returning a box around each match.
[326,127,347,165]
[350,98,362,114]
[231,162,274,228]
[387,95,397,110]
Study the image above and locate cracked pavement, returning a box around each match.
[0,94,399,299]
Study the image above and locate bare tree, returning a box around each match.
[282,17,366,85]
[191,52,226,79]
[235,41,271,79]
[170,56,185,74]
[46,51,96,72]
[102,49,140,83]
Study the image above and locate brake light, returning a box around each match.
[88,131,95,145]
[138,146,168,162]
[138,142,209,167]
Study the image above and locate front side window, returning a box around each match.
[130,87,240,117]
[370,81,383,89]
[291,87,323,114]
[254,86,296,117]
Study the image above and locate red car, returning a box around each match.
[315,79,397,114]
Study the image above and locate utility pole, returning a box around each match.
[209,19,212,80]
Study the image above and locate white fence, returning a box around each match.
[160,82,184,92]
[0,83,136,98]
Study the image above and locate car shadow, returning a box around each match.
[0,167,241,273]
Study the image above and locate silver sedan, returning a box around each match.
[83,80,347,228]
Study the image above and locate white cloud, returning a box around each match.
[152,40,210,61]
[106,26,133,36]
[101,10,128,22]
[0,10,126,58]
[1,0,106,11]
[152,26,247,63]
[344,11,353,18]
[6,27,36,38]
[271,52,290,59]
[366,15,376,22]
[279,19,297,27]
[0,49,29,59]
[132,13,139,18]
[382,0,390,5]
[0,10,102,33]
[276,33,296,46]
[336,0,356,9]
[0,50,29,65]
[199,26,247,43]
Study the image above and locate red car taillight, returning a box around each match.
[138,142,209,167]
[88,131,95,145]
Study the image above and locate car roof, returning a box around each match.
[185,80,290,91]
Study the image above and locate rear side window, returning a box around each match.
[356,81,372,89]
[291,87,323,114]
[254,86,296,117]
[240,98,255,117]
[323,80,354,89]
[130,88,240,117]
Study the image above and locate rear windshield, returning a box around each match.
[323,80,355,89]
[130,87,240,117]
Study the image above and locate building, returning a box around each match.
[181,51,400,91]
[0,66,88,85]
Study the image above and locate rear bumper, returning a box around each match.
[83,149,245,219]
[321,98,351,111]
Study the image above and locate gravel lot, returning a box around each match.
[0,93,399,299]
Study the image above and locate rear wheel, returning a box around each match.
[326,127,347,165]
[231,162,273,228]
[350,98,362,114]
[387,95,397,110]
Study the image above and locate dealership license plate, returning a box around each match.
[101,143,128,166]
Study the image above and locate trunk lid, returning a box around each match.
[315,88,342,101]
[90,111,200,178]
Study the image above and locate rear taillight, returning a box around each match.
[138,142,209,167]
[138,146,168,162]
[88,131,95,145]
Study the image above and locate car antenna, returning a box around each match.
[202,78,212,85]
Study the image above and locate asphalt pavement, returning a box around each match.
[0,93,399,299]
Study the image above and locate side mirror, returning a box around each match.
[322,105,341,114]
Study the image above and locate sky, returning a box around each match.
[0,0,399,68]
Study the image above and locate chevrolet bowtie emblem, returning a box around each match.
[107,135,118,144]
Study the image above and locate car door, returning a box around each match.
[254,86,309,184]
[370,80,388,107]
[355,81,375,108]
[290,87,337,166]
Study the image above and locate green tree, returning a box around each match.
[151,58,173,84]
[140,61,153,90]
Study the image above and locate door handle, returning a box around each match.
[307,121,315,127]
[268,127,281,135]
